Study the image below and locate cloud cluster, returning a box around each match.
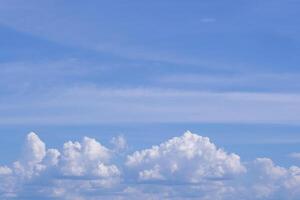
[60,137,119,179]
[126,131,245,182]
[247,158,300,199]
[1,131,300,199]
[0,132,121,199]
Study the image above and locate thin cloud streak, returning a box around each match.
[158,73,300,92]
[1,87,300,125]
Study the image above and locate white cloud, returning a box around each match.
[0,132,121,199]
[126,131,246,182]
[12,132,47,179]
[138,164,165,181]
[242,158,300,199]
[43,148,60,166]
[254,158,287,179]
[124,132,300,199]
[2,131,300,199]
[59,137,119,178]
[23,132,46,164]
[0,166,12,176]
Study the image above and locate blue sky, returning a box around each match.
[1,0,300,199]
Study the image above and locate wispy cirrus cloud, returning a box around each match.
[158,73,300,92]
[1,86,300,125]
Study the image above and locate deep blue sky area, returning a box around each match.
[1,1,300,199]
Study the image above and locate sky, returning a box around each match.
[1,0,300,199]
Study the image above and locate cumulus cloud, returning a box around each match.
[0,132,121,199]
[11,132,48,179]
[246,158,300,199]
[2,131,300,199]
[24,132,46,163]
[123,132,300,199]
[0,166,12,176]
[43,148,60,166]
[126,131,246,182]
[59,136,120,179]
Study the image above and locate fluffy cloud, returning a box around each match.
[126,131,245,182]
[0,166,12,176]
[43,148,60,166]
[60,137,120,178]
[12,132,48,179]
[246,158,300,199]
[1,131,300,199]
[0,132,121,199]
